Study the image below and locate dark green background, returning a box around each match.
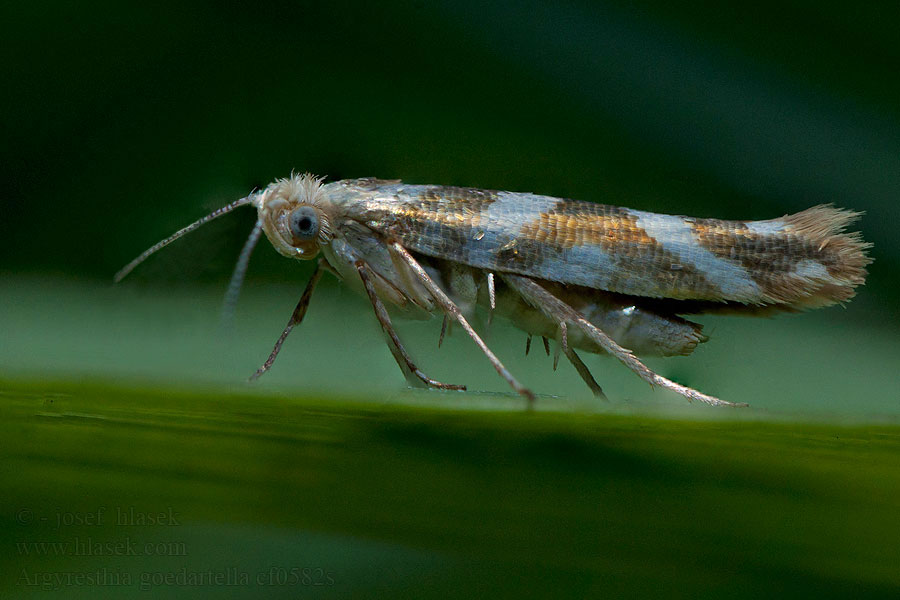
[3,1,900,598]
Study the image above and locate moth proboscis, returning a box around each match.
[116,174,872,408]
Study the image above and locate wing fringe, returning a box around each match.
[771,204,872,309]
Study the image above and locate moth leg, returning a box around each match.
[502,274,747,408]
[356,261,466,391]
[250,259,325,380]
[486,272,496,310]
[317,259,341,278]
[486,272,496,325]
[552,328,561,371]
[558,322,607,400]
[389,242,535,405]
[438,315,449,348]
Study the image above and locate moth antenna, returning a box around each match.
[114,195,257,283]
[221,218,264,324]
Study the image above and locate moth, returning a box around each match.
[116,174,871,407]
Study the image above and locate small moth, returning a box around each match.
[116,174,871,407]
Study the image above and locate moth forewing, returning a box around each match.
[117,173,871,408]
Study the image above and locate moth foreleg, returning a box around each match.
[356,261,465,391]
[389,242,535,406]
[502,274,747,408]
[250,259,325,380]
[558,322,607,400]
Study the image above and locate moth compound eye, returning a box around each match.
[289,205,319,242]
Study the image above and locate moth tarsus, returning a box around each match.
[250,258,325,381]
[502,274,745,408]
[389,241,536,406]
[438,315,448,348]
[356,260,465,391]
[117,173,871,409]
[556,322,606,400]
[552,329,562,371]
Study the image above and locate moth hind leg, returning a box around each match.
[501,274,746,408]
[558,322,608,400]
[355,260,465,391]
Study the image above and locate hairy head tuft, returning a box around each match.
[265,172,327,206]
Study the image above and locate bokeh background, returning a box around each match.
[2,1,900,598]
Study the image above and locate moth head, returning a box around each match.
[257,173,334,260]
[113,172,335,322]
[114,172,335,287]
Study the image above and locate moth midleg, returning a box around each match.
[389,242,536,406]
[250,259,325,380]
[355,261,465,391]
[501,274,747,408]
[558,322,607,400]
